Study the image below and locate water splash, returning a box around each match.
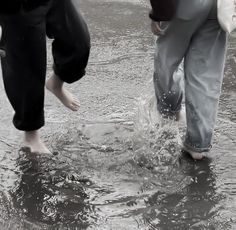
[132,84,182,171]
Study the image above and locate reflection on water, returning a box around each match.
[0,63,236,229]
[143,157,222,230]
[11,149,98,229]
[2,92,233,229]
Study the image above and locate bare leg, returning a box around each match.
[23,130,50,154]
[46,73,80,111]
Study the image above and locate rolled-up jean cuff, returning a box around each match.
[183,142,212,153]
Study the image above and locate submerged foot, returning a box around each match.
[46,74,79,111]
[182,147,206,160]
[187,151,205,160]
[23,131,51,154]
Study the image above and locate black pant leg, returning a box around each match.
[0,7,48,131]
[46,0,90,83]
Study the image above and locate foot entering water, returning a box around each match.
[46,74,79,111]
[23,131,51,154]
[182,146,206,160]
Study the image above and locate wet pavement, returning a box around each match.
[0,0,236,229]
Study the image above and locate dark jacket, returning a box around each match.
[0,0,50,14]
[149,0,178,21]
[0,0,22,14]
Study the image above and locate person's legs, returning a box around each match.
[153,17,207,119]
[183,19,227,156]
[45,0,90,110]
[0,6,50,153]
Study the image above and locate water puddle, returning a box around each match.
[0,91,235,229]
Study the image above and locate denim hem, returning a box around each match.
[157,106,181,120]
[183,142,212,153]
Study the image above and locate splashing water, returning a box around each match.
[133,81,183,163]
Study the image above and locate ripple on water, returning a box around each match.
[0,85,236,229]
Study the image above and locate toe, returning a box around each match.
[70,104,79,111]
[72,101,80,107]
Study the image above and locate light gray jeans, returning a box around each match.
[153,0,227,152]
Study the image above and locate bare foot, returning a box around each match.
[23,131,51,154]
[182,146,206,160]
[46,74,79,111]
[187,151,205,160]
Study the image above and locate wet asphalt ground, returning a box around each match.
[0,0,236,229]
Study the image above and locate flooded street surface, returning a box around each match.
[0,0,236,229]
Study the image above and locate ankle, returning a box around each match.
[24,130,40,142]
[23,131,50,154]
[48,74,63,90]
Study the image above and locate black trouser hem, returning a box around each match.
[13,117,45,131]
[53,64,86,84]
